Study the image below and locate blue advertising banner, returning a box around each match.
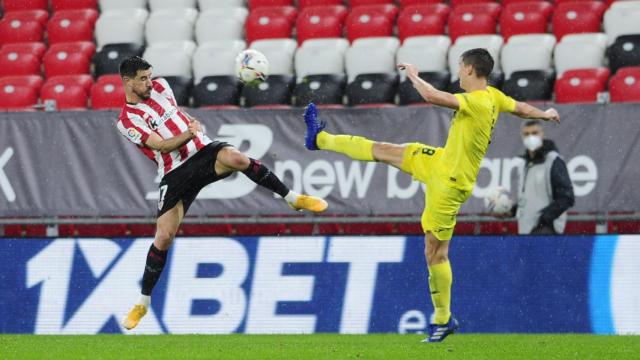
[0,236,638,334]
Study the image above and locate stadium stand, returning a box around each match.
[555,67,610,104]
[397,4,450,42]
[296,5,347,45]
[195,7,248,43]
[609,66,640,102]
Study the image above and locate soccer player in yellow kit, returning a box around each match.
[303,48,560,342]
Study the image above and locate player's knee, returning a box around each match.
[155,228,176,250]
[224,149,250,170]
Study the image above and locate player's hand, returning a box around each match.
[544,108,560,123]
[397,63,419,80]
[188,119,202,137]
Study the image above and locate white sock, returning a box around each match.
[137,295,151,308]
[284,191,299,204]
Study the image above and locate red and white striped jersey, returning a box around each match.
[116,78,212,176]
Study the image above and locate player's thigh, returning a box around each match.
[372,142,407,169]
[421,178,471,241]
[215,146,250,174]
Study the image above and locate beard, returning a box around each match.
[135,87,152,101]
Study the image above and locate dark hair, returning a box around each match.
[119,56,152,78]
[523,120,542,128]
[460,48,494,78]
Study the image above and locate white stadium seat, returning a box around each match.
[143,41,196,78]
[250,39,297,76]
[150,0,196,11]
[604,1,640,45]
[501,34,556,79]
[146,8,197,45]
[198,0,245,10]
[346,37,400,81]
[95,9,149,49]
[397,36,451,75]
[295,39,349,82]
[195,8,248,43]
[193,40,246,83]
[99,0,148,11]
[448,35,503,81]
[554,33,607,76]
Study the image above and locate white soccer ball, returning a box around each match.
[484,186,514,215]
[235,49,270,86]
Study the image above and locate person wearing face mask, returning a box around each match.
[512,120,575,234]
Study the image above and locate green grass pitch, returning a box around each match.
[2,334,640,359]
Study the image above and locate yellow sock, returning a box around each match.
[428,260,452,324]
[316,132,374,161]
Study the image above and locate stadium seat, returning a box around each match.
[161,76,192,106]
[450,0,496,7]
[609,66,640,103]
[2,0,48,12]
[41,80,89,110]
[193,40,246,83]
[95,9,148,49]
[47,10,97,44]
[246,6,297,44]
[293,74,346,107]
[2,10,49,26]
[607,35,640,74]
[399,0,445,7]
[554,33,607,77]
[347,73,399,106]
[448,3,501,43]
[397,4,450,42]
[44,42,96,77]
[143,42,196,79]
[0,82,39,110]
[0,19,43,45]
[193,76,242,107]
[397,35,450,73]
[149,0,196,11]
[146,8,198,45]
[248,0,293,9]
[0,50,40,76]
[295,38,349,81]
[0,75,43,92]
[346,4,398,42]
[195,8,248,43]
[449,35,503,81]
[1,42,47,60]
[398,71,450,105]
[501,34,555,79]
[499,1,553,41]
[99,0,148,10]
[91,75,125,109]
[346,37,400,82]
[46,74,94,94]
[299,0,344,9]
[242,74,294,107]
[296,5,348,46]
[554,68,610,104]
[552,1,606,41]
[52,0,98,11]
[250,39,297,75]
[350,0,396,6]
[502,70,555,101]
[93,43,145,77]
[604,2,640,45]
[198,0,245,10]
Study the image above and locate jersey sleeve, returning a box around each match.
[495,89,517,113]
[117,113,152,146]
[152,78,177,103]
[454,93,472,114]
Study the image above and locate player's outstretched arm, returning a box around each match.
[397,63,460,110]
[512,101,560,123]
[144,120,201,153]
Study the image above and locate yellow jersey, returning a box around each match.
[438,86,516,191]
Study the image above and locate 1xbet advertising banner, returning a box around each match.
[0,104,639,217]
[1,236,638,334]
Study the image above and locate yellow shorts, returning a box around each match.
[401,143,472,241]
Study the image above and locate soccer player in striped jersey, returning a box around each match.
[117,56,328,330]
[303,49,560,342]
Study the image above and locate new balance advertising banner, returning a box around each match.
[0,104,639,217]
[0,236,638,334]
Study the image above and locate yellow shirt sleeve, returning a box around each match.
[494,88,517,113]
[454,93,471,114]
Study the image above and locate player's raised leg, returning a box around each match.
[122,201,184,330]
[214,146,328,212]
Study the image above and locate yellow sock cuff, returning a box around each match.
[317,132,374,161]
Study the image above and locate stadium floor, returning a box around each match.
[1,334,639,359]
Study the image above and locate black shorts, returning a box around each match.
[157,141,232,217]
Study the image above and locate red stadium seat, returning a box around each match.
[299,0,344,9]
[0,51,40,76]
[554,68,610,103]
[448,3,501,43]
[2,10,49,26]
[246,6,297,44]
[450,0,496,7]
[0,74,43,89]
[2,0,48,12]
[51,0,98,11]
[552,1,606,41]
[0,19,43,45]
[47,14,94,44]
[296,5,348,45]
[91,75,125,109]
[502,0,549,4]
[41,80,88,110]
[609,67,640,103]
[248,0,293,9]
[43,42,96,77]
[400,0,444,8]
[500,2,553,41]
[349,0,395,7]
[346,4,398,42]
[46,74,93,94]
[1,42,47,59]
[398,4,451,42]
[50,9,99,26]
[0,83,38,111]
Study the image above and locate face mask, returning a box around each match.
[523,135,543,152]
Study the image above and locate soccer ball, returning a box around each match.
[235,49,270,86]
[484,186,514,215]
